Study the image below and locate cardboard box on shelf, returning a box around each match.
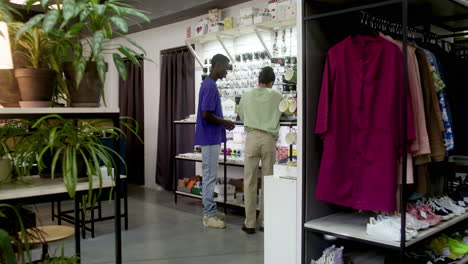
[240,17,254,26]
[178,179,186,188]
[240,7,259,18]
[215,184,236,195]
[230,179,244,192]
[208,23,224,33]
[208,8,223,23]
[194,19,207,36]
[224,17,235,30]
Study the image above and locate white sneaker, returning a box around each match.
[366,217,412,242]
[439,196,465,215]
[203,215,226,229]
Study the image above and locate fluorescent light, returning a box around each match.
[9,0,40,5]
[0,22,13,69]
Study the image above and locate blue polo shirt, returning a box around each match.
[195,77,226,146]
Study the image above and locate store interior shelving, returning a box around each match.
[304,212,468,249]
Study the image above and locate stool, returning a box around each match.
[20,225,74,260]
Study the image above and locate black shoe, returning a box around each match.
[242,225,256,234]
[259,226,264,232]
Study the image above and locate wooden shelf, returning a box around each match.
[186,17,297,44]
[304,212,468,249]
[0,107,120,115]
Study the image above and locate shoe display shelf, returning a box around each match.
[301,0,468,263]
[0,107,124,264]
[173,120,296,213]
[304,212,468,249]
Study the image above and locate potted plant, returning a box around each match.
[14,26,57,108]
[0,1,21,107]
[0,204,31,264]
[22,0,150,107]
[14,114,142,199]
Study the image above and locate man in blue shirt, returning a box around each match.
[195,54,235,229]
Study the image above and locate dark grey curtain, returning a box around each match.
[119,57,145,185]
[156,49,195,190]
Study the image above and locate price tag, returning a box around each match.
[420,210,428,219]
[443,247,451,256]
[459,201,466,207]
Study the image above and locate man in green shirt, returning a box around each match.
[238,66,283,234]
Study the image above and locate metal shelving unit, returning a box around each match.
[301,0,468,263]
[173,120,297,212]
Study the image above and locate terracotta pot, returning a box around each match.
[14,68,55,107]
[64,62,102,107]
[0,70,20,107]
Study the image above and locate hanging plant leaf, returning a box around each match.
[96,55,106,84]
[42,9,59,33]
[62,0,76,26]
[121,7,150,23]
[80,9,90,22]
[0,229,15,264]
[118,46,140,66]
[74,2,87,17]
[92,30,104,58]
[94,4,106,16]
[115,32,146,55]
[74,57,87,88]
[15,14,44,40]
[108,3,123,15]
[113,53,127,81]
[67,23,85,38]
[110,16,128,33]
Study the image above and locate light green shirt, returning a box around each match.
[238,88,283,139]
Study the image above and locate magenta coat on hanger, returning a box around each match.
[315,35,416,212]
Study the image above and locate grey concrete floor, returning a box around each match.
[32,185,264,264]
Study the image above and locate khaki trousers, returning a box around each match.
[244,129,276,228]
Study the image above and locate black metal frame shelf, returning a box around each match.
[172,120,297,212]
[301,0,468,263]
[0,108,123,264]
[304,212,468,249]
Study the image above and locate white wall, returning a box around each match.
[103,0,281,189]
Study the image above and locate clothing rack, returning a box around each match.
[302,1,468,263]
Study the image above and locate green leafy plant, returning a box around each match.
[0,204,31,264]
[14,114,142,199]
[38,247,79,264]
[19,0,151,103]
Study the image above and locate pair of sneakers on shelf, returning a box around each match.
[310,245,344,264]
[203,212,226,229]
[407,203,443,226]
[427,235,466,260]
[426,196,465,219]
[366,214,427,242]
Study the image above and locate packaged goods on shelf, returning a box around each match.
[224,17,235,30]
[194,19,208,36]
[240,7,259,18]
[240,17,254,26]
[208,8,223,23]
[208,23,224,33]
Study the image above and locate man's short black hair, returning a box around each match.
[211,54,230,68]
[258,66,276,84]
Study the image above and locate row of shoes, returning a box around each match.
[407,232,468,263]
[366,196,467,242]
[310,245,344,264]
